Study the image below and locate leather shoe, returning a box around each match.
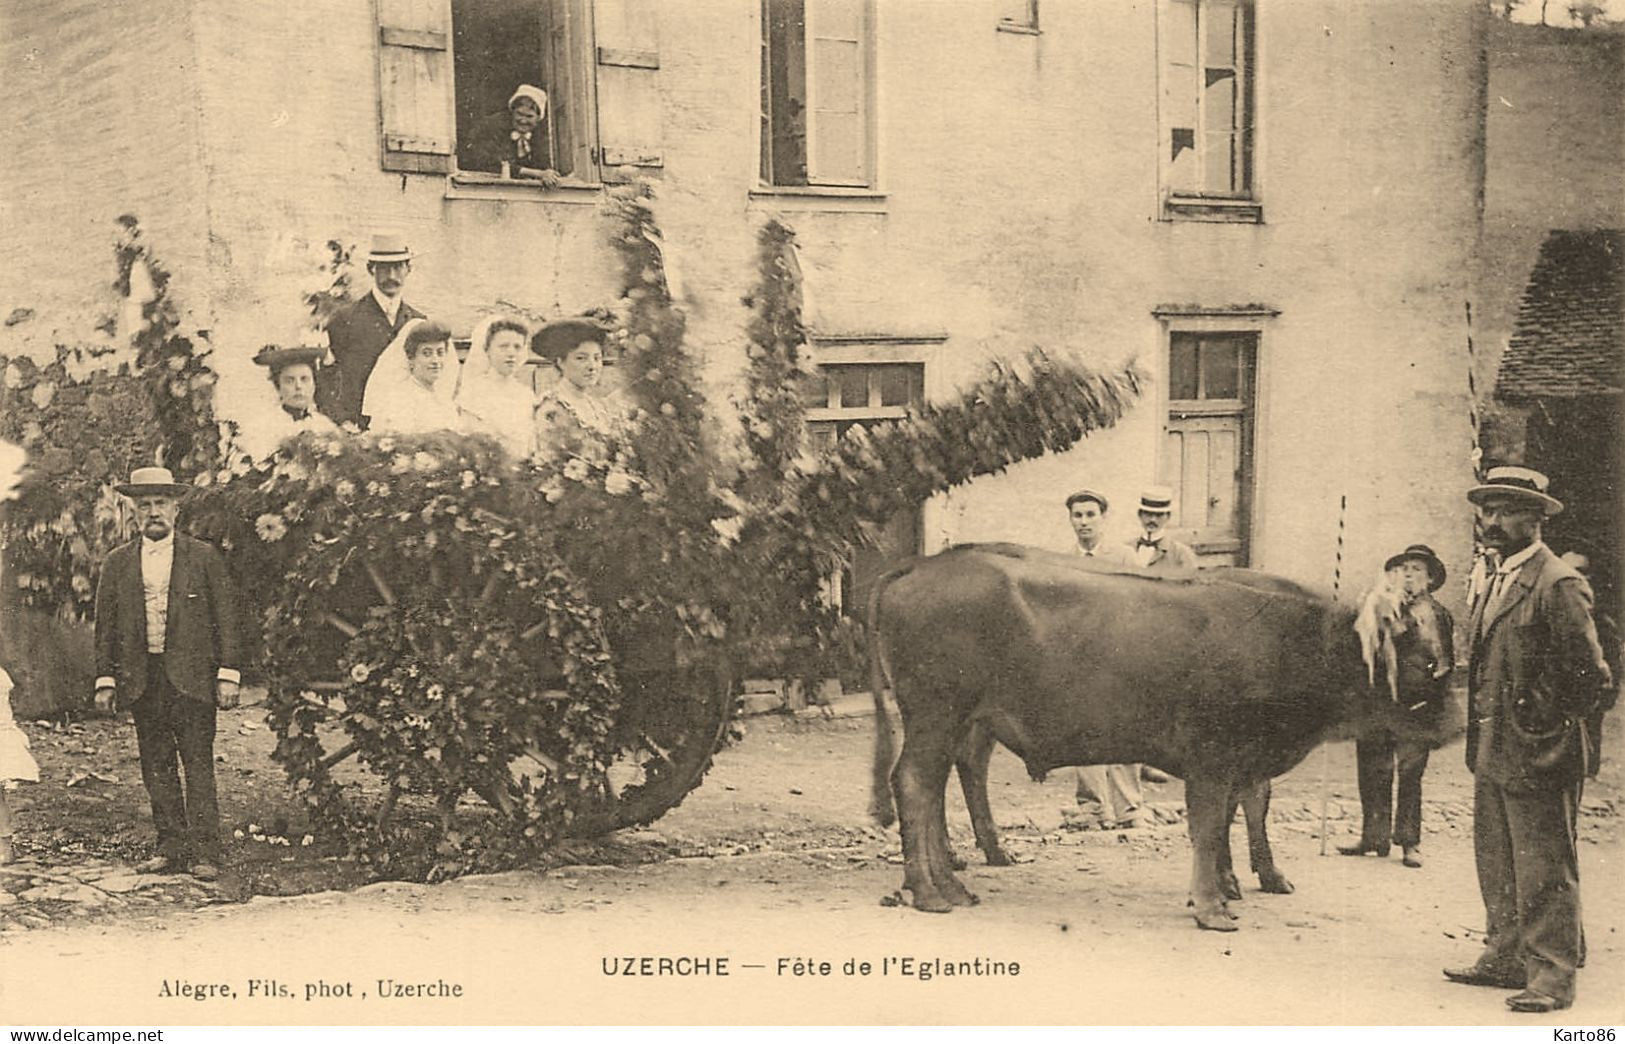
[134,855,180,874]
[188,862,220,881]
[1443,964,1526,989]
[1337,843,1387,857]
[1402,846,1422,868]
[1506,989,1569,1013]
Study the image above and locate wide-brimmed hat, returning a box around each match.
[529,317,612,363]
[251,345,324,378]
[115,466,192,498]
[365,231,414,264]
[1384,543,1447,591]
[1467,465,1563,517]
[1065,489,1109,512]
[1137,485,1176,514]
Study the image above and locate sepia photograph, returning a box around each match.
[0,0,1621,1030]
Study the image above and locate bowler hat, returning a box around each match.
[1065,489,1109,512]
[365,231,414,264]
[1137,485,1176,514]
[1384,543,1447,591]
[529,317,612,363]
[115,466,192,498]
[1467,465,1563,517]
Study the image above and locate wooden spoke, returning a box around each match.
[322,611,360,638]
[319,741,359,770]
[364,560,397,605]
[479,572,503,606]
[638,732,674,765]
[522,745,564,776]
[520,620,549,642]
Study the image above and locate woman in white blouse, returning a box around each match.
[362,318,464,435]
[455,315,535,458]
[531,317,626,460]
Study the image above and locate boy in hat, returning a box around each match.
[1129,485,1198,572]
[317,232,425,427]
[1443,466,1611,1013]
[242,345,338,460]
[93,468,242,880]
[1339,543,1454,868]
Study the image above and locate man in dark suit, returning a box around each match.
[93,467,242,879]
[1339,543,1454,868]
[1444,466,1612,1013]
[316,231,424,428]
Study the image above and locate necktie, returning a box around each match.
[1137,538,1159,549]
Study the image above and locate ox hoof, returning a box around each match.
[910,892,956,914]
[1258,870,1295,895]
[1219,872,1243,902]
[949,851,968,872]
[984,847,1013,868]
[1194,906,1241,932]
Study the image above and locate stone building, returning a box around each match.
[0,0,1486,612]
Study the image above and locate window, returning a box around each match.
[1159,0,1258,220]
[379,0,666,186]
[1163,332,1257,563]
[998,0,1041,35]
[760,0,876,188]
[804,362,925,612]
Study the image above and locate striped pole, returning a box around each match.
[1319,494,1347,855]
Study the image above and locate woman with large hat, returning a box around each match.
[530,317,624,459]
[238,345,340,460]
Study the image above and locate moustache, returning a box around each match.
[1483,528,1508,541]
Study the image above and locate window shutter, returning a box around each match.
[376,0,455,174]
[542,0,597,180]
[805,0,869,186]
[594,0,663,170]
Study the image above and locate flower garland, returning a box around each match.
[736,219,818,504]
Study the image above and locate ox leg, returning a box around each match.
[955,722,1012,867]
[893,733,975,912]
[1186,777,1241,932]
[1243,780,1294,894]
[1215,790,1244,902]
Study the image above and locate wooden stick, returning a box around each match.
[1320,493,1347,856]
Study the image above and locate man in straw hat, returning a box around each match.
[1443,466,1612,1012]
[1339,543,1454,868]
[93,467,242,880]
[1128,485,1197,572]
[317,231,425,427]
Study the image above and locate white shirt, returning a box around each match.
[365,375,463,435]
[141,534,175,653]
[372,287,402,326]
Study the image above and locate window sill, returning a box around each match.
[748,184,887,214]
[996,21,1042,35]
[444,173,603,204]
[1162,196,1264,224]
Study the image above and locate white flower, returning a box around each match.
[563,458,589,482]
[413,451,439,472]
[334,478,355,498]
[604,468,634,496]
[254,513,287,542]
[541,480,565,504]
[349,663,371,684]
[426,684,444,702]
[460,470,477,489]
[390,454,412,474]
[377,437,396,453]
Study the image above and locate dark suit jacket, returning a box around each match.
[1466,544,1612,790]
[317,294,424,426]
[93,534,242,708]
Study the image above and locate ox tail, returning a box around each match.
[867,563,909,827]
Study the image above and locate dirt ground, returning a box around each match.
[1,703,1621,1027]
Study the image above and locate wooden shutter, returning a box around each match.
[376,0,455,174]
[594,0,663,170]
[542,0,598,180]
[805,0,870,186]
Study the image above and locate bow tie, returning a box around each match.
[1137,537,1161,549]
[511,130,531,157]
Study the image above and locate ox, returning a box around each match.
[947,565,1326,897]
[868,543,1425,930]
